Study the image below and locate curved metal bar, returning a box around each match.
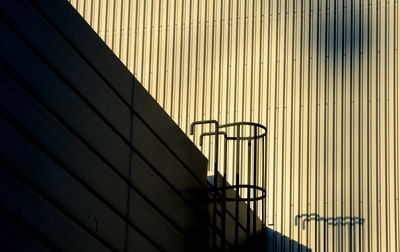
[219,122,267,140]
[210,192,266,202]
[210,184,266,202]
[222,184,266,192]
[222,133,266,141]
[219,121,267,131]
[211,194,266,202]
[224,195,266,202]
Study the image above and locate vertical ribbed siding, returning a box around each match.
[70,0,399,251]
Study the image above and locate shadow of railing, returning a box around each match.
[295,214,365,252]
[231,213,365,251]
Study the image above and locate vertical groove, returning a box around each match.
[209,0,215,125]
[298,0,304,247]
[111,0,116,51]
[117,0,123,59]
[140,0,146,87]
[280,0,288,248]
[315,0,321,250]
[225,0,231,127]
[323,0,329,249]
[289,0,297,250]
[133,0,139,76]
[169,0,176,117]
[333,0,337,249]
[104,0,108,45]
[367,0,371,250]
[125,0,131,71]
[162,0,169,109]
[217,0,223,126]
[272,0,280,247]
[177,0,185,127]
[306,0,312,247]
[155,0,161,102]
[147,0,154,94]
[193,0,199,141]
[201,0,208,146]
[265,0,271,226]
[376,1,381,250]
[358,0,364,250]
[384,0,389,249]
[395,0,398,246]
[185,0,193,133]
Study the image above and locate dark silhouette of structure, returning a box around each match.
[191,121,267,250]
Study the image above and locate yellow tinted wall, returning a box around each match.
[69,0,399,251]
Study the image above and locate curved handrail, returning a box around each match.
[210,184,266,202]
[219,121,267,140]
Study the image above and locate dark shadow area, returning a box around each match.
[232,226,312,252]
[232,214,365,251]
[0,0,210,251]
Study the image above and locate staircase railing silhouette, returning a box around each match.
[191,120,267,251]
[295,213,365,252]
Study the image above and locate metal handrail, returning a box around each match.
[191,120,267,251]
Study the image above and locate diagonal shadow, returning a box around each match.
[231,226,312,252]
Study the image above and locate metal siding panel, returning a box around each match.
[70,0,400,251]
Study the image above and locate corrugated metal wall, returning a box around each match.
[69,0,399,251]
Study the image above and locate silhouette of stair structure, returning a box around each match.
[206,172,265,250]
[191,121,267,251]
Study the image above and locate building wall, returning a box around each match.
[69,0,400,251]
[0,0,209,251]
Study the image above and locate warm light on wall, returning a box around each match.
[70,0,399,251]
